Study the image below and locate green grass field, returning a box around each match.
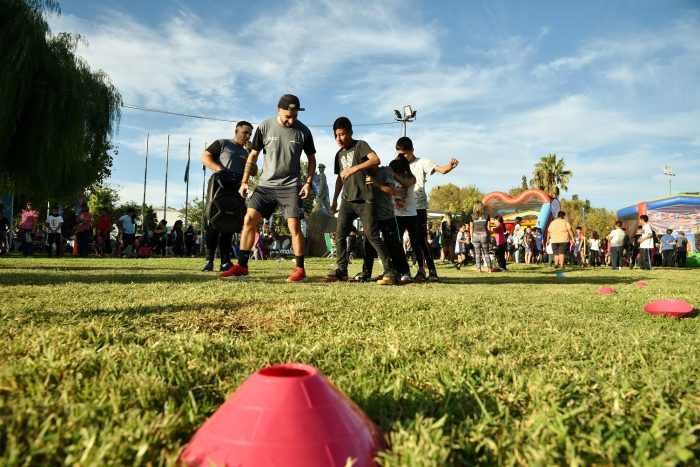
[1,257,698,466]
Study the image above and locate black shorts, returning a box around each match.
[552,242,569,255]
[248,185,304,220]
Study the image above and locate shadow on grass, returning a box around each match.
[0,271,216,286]
[0,264,191,272]
[437,274,648,286]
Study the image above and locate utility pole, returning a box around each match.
[394,105,417,137]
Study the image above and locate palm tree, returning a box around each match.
[529,154,573,198]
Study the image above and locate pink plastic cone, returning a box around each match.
[597,287,615,295]
[180,364,385,467]
[644,299,694,318]
[634,281,648,287]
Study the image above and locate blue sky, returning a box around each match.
[48,0,700,211]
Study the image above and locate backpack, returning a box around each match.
[205,170,246,233]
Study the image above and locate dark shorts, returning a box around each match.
[249,185,304,220]
[552,242,569,255]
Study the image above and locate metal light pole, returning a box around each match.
[663,165,676,196]
[394,105,417,136]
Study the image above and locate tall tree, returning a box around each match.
[428,183,484,215]
[87,184,120,216]
[560,194,615,236]
[179,197,205,232]
[507,175,530,197]
[0,0,121,199]
[529,154,573,198]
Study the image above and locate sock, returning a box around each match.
[239,250,251,268]
[295,256,304,269]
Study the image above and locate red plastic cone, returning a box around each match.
[644,299,694,318]
[597,287,615,295]
[180,364,385,467]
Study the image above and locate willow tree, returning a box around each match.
[529,154,573,198]
[0,0,121,200]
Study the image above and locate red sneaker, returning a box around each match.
[287,267,307,283]
[218,264,249,279]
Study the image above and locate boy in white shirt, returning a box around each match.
[45,206,63,257]
[637,215,654,270]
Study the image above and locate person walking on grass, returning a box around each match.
[201,121,255,272]
[45,206,63,257]
[323,117,396,284]
[493,215,508,271]
[606,221,625,270]
[75,206,91,257]
[675,231,688,268]
[659,228,676,267]
[547,210,574,269]
[220,94,316,282]
[637,215,654,270]
[154,219,168,257]
[398,136,459,282]
[0,203,10,255]
[97,208,112,256]
[19,201,38,258]
[117,207,137,257]
[357,160,413,283]
[454,224,468,270]
[524,227,536,265]
[588,231,601,266]
[470,201,493,272]
[390,155,427,283]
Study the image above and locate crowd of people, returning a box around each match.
[2,94,693,279]
[0,200,203,259]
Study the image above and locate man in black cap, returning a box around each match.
[219,94,316,282]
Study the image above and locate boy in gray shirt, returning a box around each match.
[324,117,396,284]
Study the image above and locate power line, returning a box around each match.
[121,103,399,128]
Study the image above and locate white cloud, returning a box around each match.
[47,2,700,213]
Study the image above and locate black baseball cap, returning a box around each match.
[278,94,305,111]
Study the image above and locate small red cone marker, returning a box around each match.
[180,364,385,466]
[644,299,694,318]
[597,287,615,295]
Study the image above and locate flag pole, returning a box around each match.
[164,134,170,221]
[184,138,191,227]
[142,132,149,233]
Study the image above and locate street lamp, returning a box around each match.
[394,105,417,137]
[663,165,676,196]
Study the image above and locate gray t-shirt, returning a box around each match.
[370,167,395,221]
[252,117,315,188]
[206,139,249,175]
[334,139,373,202]
[472,215,490,234]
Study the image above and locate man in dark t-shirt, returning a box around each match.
[220,94,317,282]
[201,120,254,272]
[323,117,396,284]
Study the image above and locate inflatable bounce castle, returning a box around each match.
[616,193,700,267]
